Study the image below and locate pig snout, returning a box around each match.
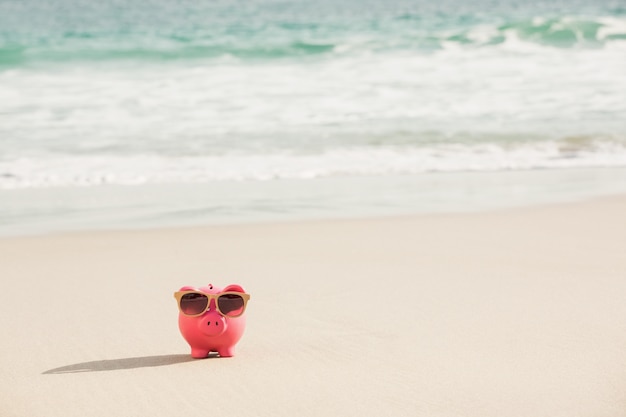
[199,312,227,337]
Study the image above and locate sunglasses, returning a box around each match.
[174,291,250,318]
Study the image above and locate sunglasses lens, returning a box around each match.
[180,293,209,316]
[218,294,246,317]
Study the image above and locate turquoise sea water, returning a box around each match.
[1,0,626,234]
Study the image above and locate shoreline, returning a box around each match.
[3,166,626,238]
[2,190,626,241]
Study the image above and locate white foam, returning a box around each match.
[2,27,626,148]
[597,16,626,40]
[2,140,626,189]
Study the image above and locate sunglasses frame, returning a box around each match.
[174,290,250,318]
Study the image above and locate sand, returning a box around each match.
[1,195,625,417]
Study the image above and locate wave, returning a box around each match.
[497,16,626,47]
[2,139,626,189]
[1,16,625,67]
[0,41,339,67]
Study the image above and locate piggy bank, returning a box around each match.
[174,283,250,358]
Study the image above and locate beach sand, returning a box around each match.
[1,195,625,417]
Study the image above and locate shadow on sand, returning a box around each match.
[42,353,211,374]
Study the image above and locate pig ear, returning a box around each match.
[223,284,245,293]
[178,285,196,291]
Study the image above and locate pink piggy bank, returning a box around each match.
[174,283,250,358]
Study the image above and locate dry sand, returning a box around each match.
[1,195,625,417]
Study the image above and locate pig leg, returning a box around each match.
[218,346,235,357]
[191,348,210,359]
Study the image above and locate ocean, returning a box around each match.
[1,0,626,235]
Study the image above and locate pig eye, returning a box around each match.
[180,293,209,316]
[217,294,245,317]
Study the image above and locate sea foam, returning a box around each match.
[2,138,626,189]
